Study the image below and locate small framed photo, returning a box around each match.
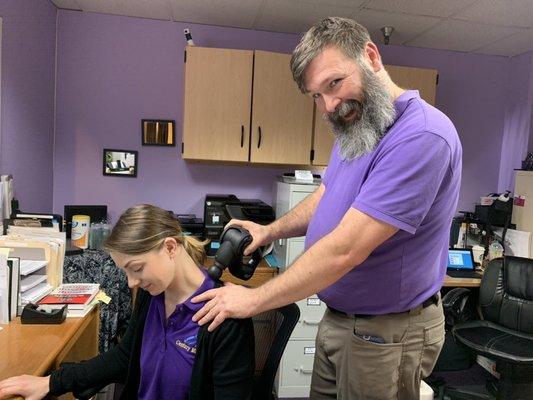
[103,149,138,177]
[141,119,175,146]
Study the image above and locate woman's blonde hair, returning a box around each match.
[103,204,208,265]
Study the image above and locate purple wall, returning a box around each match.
[525,52,533,154]
[498,52,533,193]
[54,10,515,221]
[54,11,303,222]
[0,0,56,213]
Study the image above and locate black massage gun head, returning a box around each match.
[207,226,260,281]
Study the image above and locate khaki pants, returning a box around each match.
[310,297,445,400]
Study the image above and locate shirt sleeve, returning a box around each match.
[352,131,452,234]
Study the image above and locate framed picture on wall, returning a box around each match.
[103,149,138,177]
[141,119,175,146]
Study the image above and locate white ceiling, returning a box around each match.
[50,0,533,57]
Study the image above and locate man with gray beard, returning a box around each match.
[193,17,462,400]
[324,59,396,160]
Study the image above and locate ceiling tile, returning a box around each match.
[170,0,263,29]
[49,0,533,57]
[353,8,441,45]
[475,29,533,56]
[50,0,82,10]
[303,0,366,8]
[254,0,358,34]
[406,19,525,52]
[364,0,477,18]
[75,0,127,15]
[456,0,533,28]
[120,0,172,21]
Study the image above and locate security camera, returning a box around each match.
[380,26,394,45]
[184,28,194,46]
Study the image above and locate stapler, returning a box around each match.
[21,303,67,324]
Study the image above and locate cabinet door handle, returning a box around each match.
[240,125,244,148]
[301,319,321,325]
[257,126,262,148]
[293,366,313,375]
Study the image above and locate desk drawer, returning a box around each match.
[287,239,305,266]
[291,296,326,339]
[290,190,312,209]
[277,339,316,397]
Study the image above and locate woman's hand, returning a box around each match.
[0,375,50,400]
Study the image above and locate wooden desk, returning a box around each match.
[443,275,481,288]
[205,258,278,288]
[0,306,99,400]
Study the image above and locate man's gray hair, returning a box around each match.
[290,17,372,93]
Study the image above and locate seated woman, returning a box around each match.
[0,204,255,400]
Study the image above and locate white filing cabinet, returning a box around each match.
[273,180,318,270]
[512,170,533,258]
[273,180,327,398]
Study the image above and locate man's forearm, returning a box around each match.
[267,184,324,242]
[254,208,398,313]
[255,235,348,311]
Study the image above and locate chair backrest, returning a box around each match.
[480,256,533,333]
[251,303,300,400]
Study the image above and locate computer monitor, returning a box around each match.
[447,248,475,271]
[64,205,107,239]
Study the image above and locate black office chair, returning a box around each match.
[252,303,300,400]
[445,256,533,399]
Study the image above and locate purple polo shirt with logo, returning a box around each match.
[305,90,462,315]
[138,269,215,400]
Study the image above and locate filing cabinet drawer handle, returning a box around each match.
[293,366,313,375]
[240,125,244,147]
[302,319,320,325]
[257,126,262,148]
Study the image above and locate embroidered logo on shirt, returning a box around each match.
[176,337,197,354]
[184,335,197,347]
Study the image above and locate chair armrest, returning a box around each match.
[442,288,476,327]
[73,386,106,400]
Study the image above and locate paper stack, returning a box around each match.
[0,227,66,316]
[20,259,51,306]
[0,227,65,287]
[38,283,100,317]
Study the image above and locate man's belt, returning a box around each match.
[327,292,440,319]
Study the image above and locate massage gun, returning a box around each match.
[207,226,263,281]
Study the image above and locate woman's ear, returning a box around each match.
[162,237,179,259]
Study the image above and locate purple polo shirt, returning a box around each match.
[138,268,215,400]
[306,90,462,315]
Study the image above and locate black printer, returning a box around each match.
[204,194,275,256]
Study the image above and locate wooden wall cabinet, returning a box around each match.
[182,47,313,165]
[182,46,253,162]
[250,51,314,165]
[386,65,438,106]
[183,47,437,167]
[311,64,438,166]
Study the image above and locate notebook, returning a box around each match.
[447,248,482,278]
